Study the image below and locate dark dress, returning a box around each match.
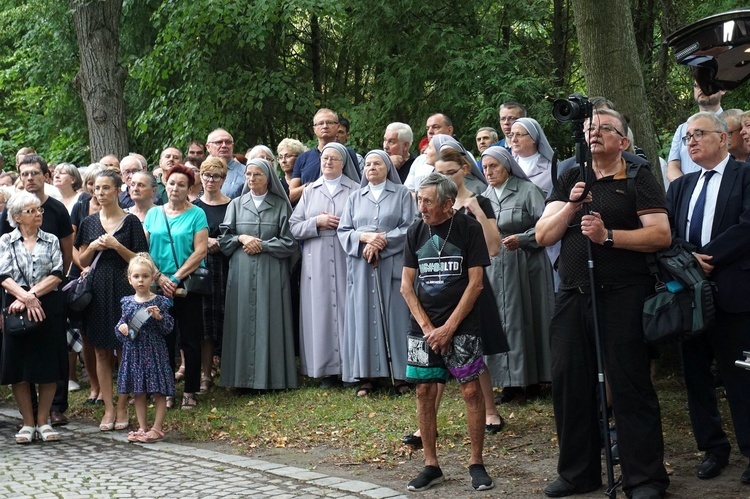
[193,198,230,344]
[75,213,149,350]
[116,295,175,396]
[459,195,510,355]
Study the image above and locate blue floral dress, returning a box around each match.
[116,295,175,396]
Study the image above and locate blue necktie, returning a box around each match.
[688,170,716,247]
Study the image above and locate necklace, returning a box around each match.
[426,213,455,284]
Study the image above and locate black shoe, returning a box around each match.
[401,431,438,448]
[469,464,494,491]
[631,485,664,499]
[407,465,444,492]
[485,415,505,434]
[543,477,600,497]
[320,376,339,389]
[697,453,728,479]
[610,443,620,465]
[49,411,68,426]
[741,461,750,484]
[494,386,523,404]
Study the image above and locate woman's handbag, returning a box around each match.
[2,244,42,335]
[62,216,127,311]
[162,207,212,295]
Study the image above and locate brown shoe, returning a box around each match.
[50,411,68,426]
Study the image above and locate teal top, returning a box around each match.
[144,206,208,276]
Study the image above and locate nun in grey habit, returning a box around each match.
[337,150,416,395]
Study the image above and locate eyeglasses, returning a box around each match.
[500,116,519,123]
[727,128,741,136]
[586,124,624,137]
[208,139,233,146]
[278,154,297,160]
[20,207,44,215]
[20,170,43,178]
[201,173,225,182]
[321,156,343,163]
[313,121,338,127]
[507,132,530,140]
[681,129,723,145]
[121,168,142,176]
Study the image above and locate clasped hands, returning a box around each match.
[239,234,263,255]
[361,232,387,264]
[9,291,45,322]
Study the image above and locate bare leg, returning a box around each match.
[416,383,440,467]
[115,392,129,423]
[11,383,35,427]
[479,370,502,425]
[152,394,167,432]
[36,383,57,428]
[68,352,78,383]
[414,382,445,438]
[82,336,99,400]
[133,394,148,431]
[95,348,116,424]
[201,340,214,379]
[459,378,485,466]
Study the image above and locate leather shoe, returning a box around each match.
[543,477,600,497]
[49,411,68,426]
[696,453,728,479]
[741,462,750,484]
[630,485,663,499]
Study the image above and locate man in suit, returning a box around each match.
[665,111,750,485]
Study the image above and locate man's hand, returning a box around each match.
[692,252,714,275]
[423,324,454,355]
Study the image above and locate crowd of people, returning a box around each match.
[0,90,748,496]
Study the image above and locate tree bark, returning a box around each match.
[70,0,128,163]
[572,0,663,186]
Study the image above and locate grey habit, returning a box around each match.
[219,159,299,389]
[289,143,360,378]
[337,151,416,383]
[481,147,555,388]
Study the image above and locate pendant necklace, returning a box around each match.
[427,212,455,284]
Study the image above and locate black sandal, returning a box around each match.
[355,381,376,397]
[390,382,412,397]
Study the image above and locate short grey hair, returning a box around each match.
[476,127,499,142]
[592,109,629,137]
[7,191,41,228]
[419,172,457,206]
[246,145,276,167]
[55,162,83,190]
[385,122,414,145]
[277,138,307,156]
[687,111,729,133]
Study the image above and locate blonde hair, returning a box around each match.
[128,253,157,276]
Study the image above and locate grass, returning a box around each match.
[0,346,732,469]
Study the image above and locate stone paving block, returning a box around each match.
[361,488,407,499]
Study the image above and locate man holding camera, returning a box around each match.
[536,108,671,498]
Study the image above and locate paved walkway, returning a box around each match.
[0,408,406,499]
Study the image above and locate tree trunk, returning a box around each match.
[70,0,128,163]
[310,14,322,99]
[572,0,663,186]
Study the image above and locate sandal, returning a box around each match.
[199,375,212,394]
[137,428,165,443]
[165,396,175,410]
[390,382,412,397]
[15,425,35,444]
[115,420,129,431]
[127,429,146,442]
[174,365,185,381]
[181,394,197,410]
[36,424,60,442]
[355,381,376,397]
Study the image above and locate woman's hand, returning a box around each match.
[502,235,520,251]
[362,243,380,264]
[157,273,177,298]
[97,234,121,250]
[147,305,162,320]
[11,298,46,323]
[239,234,263,255]
[315,211,340,230]
[118,323,129,336]
[207,237,220,254]
[360,232,387,250]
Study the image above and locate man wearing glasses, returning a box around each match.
[206,128,244,199]
[287,108,359,204]
[667,81,725,182]
[666,112,750,486]
[720,109,750,162]
[1,154,74,428]
[490,101,526,150]
[536,109,671,498]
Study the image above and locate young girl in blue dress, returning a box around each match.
[116,253,175,443]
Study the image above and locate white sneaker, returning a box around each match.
[68,380,81,392]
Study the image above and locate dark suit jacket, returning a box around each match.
[665,158,750,313]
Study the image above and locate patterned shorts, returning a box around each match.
[405,331,484,384]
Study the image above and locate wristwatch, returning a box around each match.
[603,229,614,248]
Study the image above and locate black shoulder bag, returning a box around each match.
[162,207,211,295]
[2,242,43,335]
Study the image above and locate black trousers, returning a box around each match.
[550,285,669,496]
[680,308,750,458]
[171,292,204,394]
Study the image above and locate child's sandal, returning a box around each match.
[127,429,146,442]
[137,428,165,443]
